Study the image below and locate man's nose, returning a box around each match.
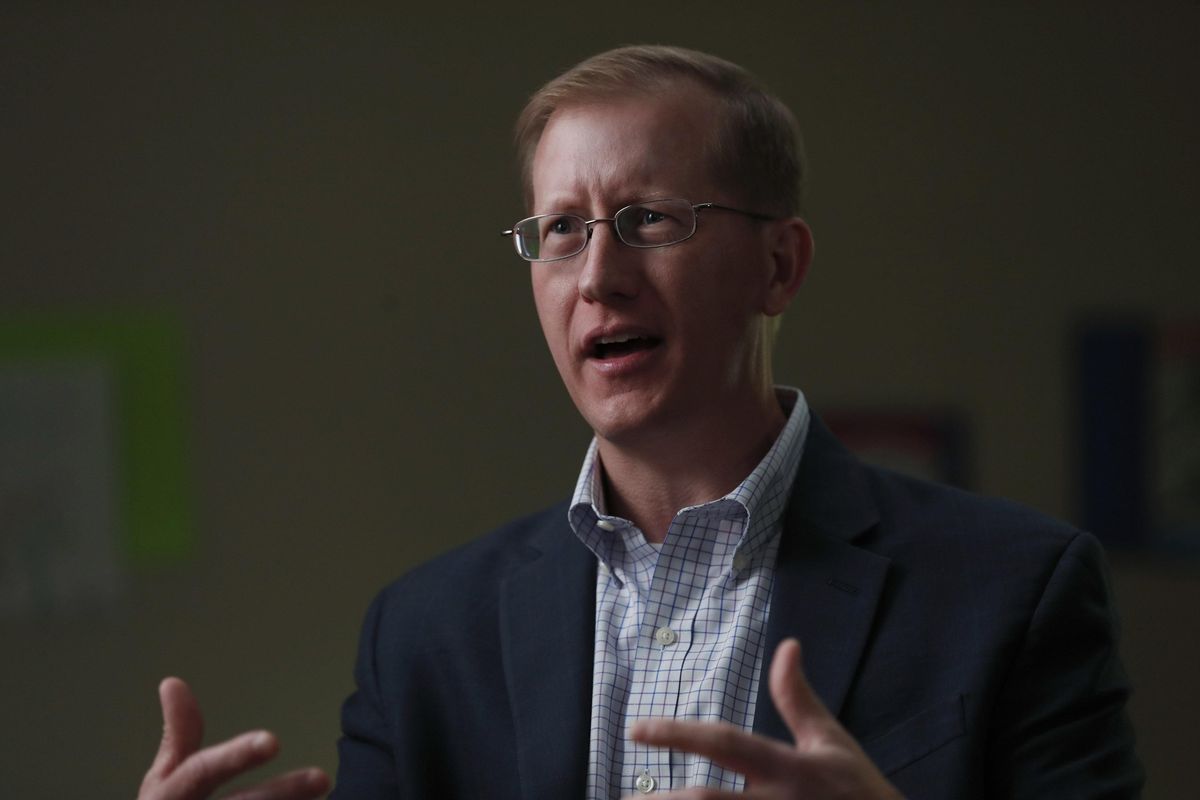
[578,220,641,303]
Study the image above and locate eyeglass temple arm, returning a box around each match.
[693,202,779,222]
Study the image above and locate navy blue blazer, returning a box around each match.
[332,419,1143,799]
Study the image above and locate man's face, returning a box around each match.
[528,85,783,447]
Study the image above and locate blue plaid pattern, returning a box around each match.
[569,388,811,798]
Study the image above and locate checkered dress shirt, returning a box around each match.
[568,387,810,798]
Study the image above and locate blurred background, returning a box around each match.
[1,3,1195,796]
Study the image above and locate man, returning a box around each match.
[139,46,1142,799]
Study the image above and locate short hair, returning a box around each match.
[515,45,806,218]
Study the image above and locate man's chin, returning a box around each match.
[579,398,674,449]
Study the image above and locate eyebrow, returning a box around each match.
[534,190,678,216]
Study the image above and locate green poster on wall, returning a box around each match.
[0,312,193,592]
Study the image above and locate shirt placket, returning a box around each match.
[619,547,664,793]
[641,526,714,793]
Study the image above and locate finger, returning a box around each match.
[158,729,279,799]
[147,677,205,779]
[622,786,774,800]
[768,638,834,745]
[622,790,737,800]
[629,719,794,782]
[223,766,331,800]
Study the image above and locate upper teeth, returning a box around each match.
[598,334,641,345]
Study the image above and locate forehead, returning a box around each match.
[530,85,723,211]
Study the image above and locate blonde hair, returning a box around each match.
[514,45,806,217]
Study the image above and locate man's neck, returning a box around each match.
[596,389,788,544]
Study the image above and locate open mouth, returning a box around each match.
[591,334,662,359]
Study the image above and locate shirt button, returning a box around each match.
[596,519,616,532]
[635,770,657,793]
[654,626,677,646]
[732,551,749,572]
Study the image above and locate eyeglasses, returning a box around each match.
[501,198,777,262]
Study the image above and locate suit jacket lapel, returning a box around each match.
[499,512,596,800]
[754,417,891,742]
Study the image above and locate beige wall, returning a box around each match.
[0,4,1194,796]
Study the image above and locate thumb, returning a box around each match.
[148,676,205,778]
[769,638,834,746]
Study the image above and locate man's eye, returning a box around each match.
[636,209,667,226]
[547,217,578,236]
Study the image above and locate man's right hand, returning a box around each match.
[138,677,330,800]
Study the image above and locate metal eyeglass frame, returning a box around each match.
[500,199,779,262]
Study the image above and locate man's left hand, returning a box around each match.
[628,638,902,799]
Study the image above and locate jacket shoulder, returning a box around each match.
[861,464,1086,557]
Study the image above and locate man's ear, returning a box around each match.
[762,217,813,316]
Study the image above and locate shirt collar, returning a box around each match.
[568,386,811,570]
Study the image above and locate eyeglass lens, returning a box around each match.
[513,198,697,261]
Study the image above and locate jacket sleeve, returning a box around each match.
[330,591,401,799]
[987,531,1144,798]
